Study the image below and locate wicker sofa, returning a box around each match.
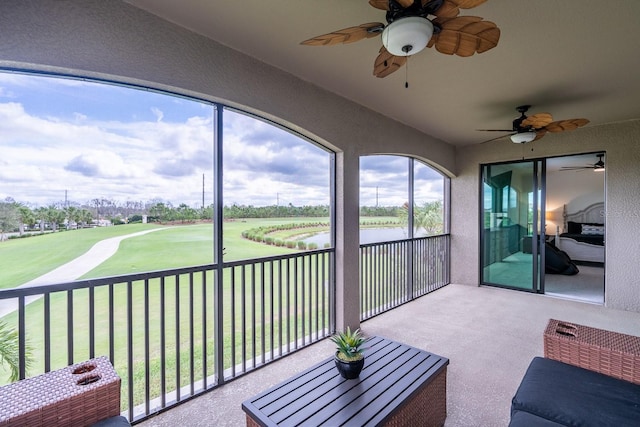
[509,319,640,426]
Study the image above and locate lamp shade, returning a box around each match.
[382,17,433,56]
[510,131,537,144]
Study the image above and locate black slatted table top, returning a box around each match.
[242,336,449,427]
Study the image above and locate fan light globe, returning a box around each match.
[382,17,433,57]
[510,131,537,144]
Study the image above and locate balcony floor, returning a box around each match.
[138,284,640,426]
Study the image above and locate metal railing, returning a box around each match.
[360,234,450,320]
[0,235,449,423]
[0,249,333,423]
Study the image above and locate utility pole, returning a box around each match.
[376,186,379,207]
[202,174,205,209]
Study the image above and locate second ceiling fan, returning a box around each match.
[478,105,590,144]
[300,0,500,78]
[560,154,605,172]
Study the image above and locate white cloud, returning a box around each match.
[65,151,140,179]
[0,98,215,206]
[0,73,443,211]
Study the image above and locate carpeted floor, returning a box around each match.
[484,251,604,304]
[546,264,604,304]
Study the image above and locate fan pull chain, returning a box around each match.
[383,28,389,68]
[405,57,409,89]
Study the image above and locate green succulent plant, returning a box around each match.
[331,327,369,362]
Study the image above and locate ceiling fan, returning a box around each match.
[560,154,605,172]
[300,0,500,78]
[478,105,590,144]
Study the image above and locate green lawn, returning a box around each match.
[0,219,329,288]
[0,217,397,407]
[0,219,332,404]
[0,224,161,290]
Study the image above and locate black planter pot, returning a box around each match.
[334,353,365,379]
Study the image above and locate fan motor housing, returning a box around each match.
[386,0,445,23]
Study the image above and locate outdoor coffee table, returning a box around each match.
[242,336,449,426]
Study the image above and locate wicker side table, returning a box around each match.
[0,356,121,426]
[544,318,640,384]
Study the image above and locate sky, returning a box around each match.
[0,71,444,209]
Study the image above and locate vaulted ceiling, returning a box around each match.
[126,0,640,147]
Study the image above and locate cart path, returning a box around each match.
[0,227,169,319]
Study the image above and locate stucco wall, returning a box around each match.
[452,120,640,312]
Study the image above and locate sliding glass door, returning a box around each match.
[481,160,545,291]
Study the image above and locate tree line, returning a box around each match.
[0,196,443,240]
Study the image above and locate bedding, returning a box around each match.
[566,221,603,234]
[545,242,579,275]
[559,232,604,246]
[556,203,605,264]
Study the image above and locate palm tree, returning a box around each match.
[79,209,94,228]
[17,205,35,235]
[0,320,32,382]
[399,200,444,236]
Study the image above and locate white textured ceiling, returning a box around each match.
[125,0,640,146]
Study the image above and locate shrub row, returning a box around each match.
[241,220,400,250]
[240,221,331,250]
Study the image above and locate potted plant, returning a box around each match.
[331,327,369,379]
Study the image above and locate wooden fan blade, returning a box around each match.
[534,129,547,141]
[431,0,486,18]
[300,23,384,46]
[369,0,389,11]
[373,47,407,78]
[430,1,461,19]
[544,118,590,133]
[429,17,500,56]
[521,113,553,129]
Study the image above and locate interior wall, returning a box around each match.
[453,120,640,312]
[546,163,605,233]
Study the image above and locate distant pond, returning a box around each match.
[303,227,414,246]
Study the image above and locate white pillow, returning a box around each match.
[582,224,604,235]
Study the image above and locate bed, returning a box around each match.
[555,202,605,263]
